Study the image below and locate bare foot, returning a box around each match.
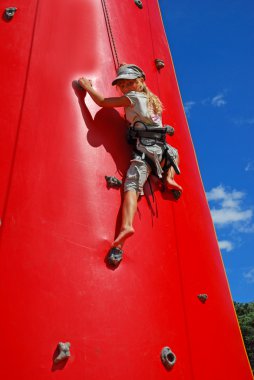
[165,177,183,192]
[113,226,135,248]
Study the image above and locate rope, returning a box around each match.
[101,0,120,70]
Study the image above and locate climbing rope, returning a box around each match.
[101,0,120,70]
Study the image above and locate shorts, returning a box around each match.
[124,157,151,195]
[124,142,178,195]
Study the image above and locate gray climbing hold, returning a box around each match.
[161,346,176,370]
[4,7,17,20]
[105,176,122,189]
[134,0,143,9]
[155,58,165,70]
[106,247,123,267]
[54,342,71,364]
[165,125,175,136]
[197,294,208,303]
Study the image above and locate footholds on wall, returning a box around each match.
[105,176,122,189]
[4,7,17,21]
[134,0,143,9]
[161,346,176,370]
[197,294,208,303]
[155,58,165,71]
[54,342,71,364]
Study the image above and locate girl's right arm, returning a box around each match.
[78,77,131,108]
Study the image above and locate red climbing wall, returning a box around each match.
[0,0,252,379]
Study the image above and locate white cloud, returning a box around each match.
[184,101,196,115]
[206,185,244,203]
[206,185,253,228]
[210,208,252,226]
[245,161,254,172]
[243,268,254,283]
[218,240,234,252]
[233,118,254,126]
[211,93,227,107]
[184,91,227,116]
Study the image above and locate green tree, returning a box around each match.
[234,302,254,372]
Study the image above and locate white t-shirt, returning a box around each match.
[124,91,163,127]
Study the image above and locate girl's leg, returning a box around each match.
[113,190,139,248]
[165,156,183,192]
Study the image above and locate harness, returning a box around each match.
[127,121,180,175]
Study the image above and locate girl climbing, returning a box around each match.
[78,63,182,267]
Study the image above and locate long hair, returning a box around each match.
[136,79,163,115]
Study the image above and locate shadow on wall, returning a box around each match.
[72,80,131,178]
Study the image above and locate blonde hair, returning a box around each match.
[136,79,163,115]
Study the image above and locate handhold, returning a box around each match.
[197,294,208,303]
[165,125,175,136]
[105,176,122,189]
[161,346,176,370]
[54,342,71,364]
[106,247,123,267]
[171,189,182,200]
[155,58,165,70]
[134,0,143,9]
[4,7,17,20]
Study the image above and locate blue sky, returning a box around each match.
[159,0,254,302]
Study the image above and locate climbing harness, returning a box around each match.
[127,121,180,176]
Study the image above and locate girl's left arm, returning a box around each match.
[78,77,131,108]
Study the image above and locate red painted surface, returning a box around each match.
[0,0,252,379]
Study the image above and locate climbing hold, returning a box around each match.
[106,247,123,267]
[155,58,165,70]
[134,0,143,9]
[54,342,71,364]
[161,346,176,370]
[171,189,182,200]
[165,125,175,136]
[105,176,122,189]
[197,294,208,303]
[4,7,17,20]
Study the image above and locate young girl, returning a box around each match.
[78,64,182,267]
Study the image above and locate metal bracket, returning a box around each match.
[197,294,208,303]
[155,58,165,70]
[105,176,122,189]
[161,347,176,370]
[4,7,17,20]
[134,0,143,9]
[54,342,71,364]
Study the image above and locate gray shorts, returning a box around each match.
[124,143,178,195]
[124,157,151,195]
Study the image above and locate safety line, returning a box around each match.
[0,0,40,242]
[101,0,120,70]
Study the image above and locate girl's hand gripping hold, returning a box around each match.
[78,77,92,91]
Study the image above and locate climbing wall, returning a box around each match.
[0,0,252,379]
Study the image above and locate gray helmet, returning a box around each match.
[112,64,145,85]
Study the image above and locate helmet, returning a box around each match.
[112,64,145,85]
